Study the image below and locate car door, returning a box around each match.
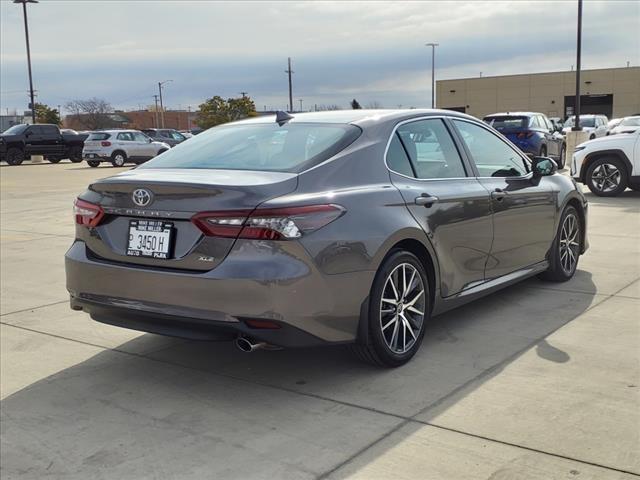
[387,117,493,297]
[132,132,156,158]
[41,125,64,156]
[450,118,556,280]
[540,115,561,157]
[115,132,137,158]
[23,125,43,155]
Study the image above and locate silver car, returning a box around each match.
[83,130,170,167]
[66,110,588,366]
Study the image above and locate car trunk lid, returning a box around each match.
[79,168,298,271]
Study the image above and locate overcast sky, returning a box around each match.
[1,0,638,114]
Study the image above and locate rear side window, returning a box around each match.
[395,119,467,179]
[140,123,361,173]
[40,125,58,135]
[87,133,111,141]
[117,132,134,141]
[386,134,414,177]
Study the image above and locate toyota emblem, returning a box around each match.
[132,188,153,207]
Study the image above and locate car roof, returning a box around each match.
[230,109,476,127]
[93,129,140,134]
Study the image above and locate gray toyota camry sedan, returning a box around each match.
[66,109,588,367]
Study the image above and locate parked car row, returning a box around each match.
[0,124,192,166]
[483,112,567,167]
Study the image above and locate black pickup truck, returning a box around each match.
[0,124,88,165]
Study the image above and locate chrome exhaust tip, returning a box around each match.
[235,336,266,353]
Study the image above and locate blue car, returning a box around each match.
[483,112,566,168]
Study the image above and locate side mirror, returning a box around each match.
[25,130,32,137]
[532,156,557,177]
[148,138,153,143]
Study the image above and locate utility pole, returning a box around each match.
[285,57,294,113]
[158,80,172,128]
[573,0,583,131]
[425,42,438,109]
[153,95,160,128]
[239,91,248,98]
[298,99,303,112]
[15,0,38,124]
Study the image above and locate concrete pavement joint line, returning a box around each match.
[413,275,640,420]
[0,300,69,318]
[414,421,640,478]
[2,321,638,478]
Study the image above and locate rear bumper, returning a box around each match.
[65,240,373,347]
[83,153,111,161]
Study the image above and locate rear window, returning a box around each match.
[140,122,361,173]
[87,133,111,141]
[620,117,640,126]
[483,116,529,130]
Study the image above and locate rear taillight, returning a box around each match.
[192,204,345,240]
[74,198,104,227]
[101,141,111,147]
[516,131,534,139]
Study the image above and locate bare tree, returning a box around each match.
[366,101,383,109]
[64,98,113,130]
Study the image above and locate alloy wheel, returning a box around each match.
[559,213,580,275]
[591,163,621,193]
[379,263,425,354]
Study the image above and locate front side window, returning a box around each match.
[117,132,134,141]
[452,120,528,177]
[395,119,466,179]
[133,132,149,142]
[140,122,361,173]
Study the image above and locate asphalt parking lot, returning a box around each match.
[1,161,639,479]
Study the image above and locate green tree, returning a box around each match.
[34,103,61,125]
[196,95,257,129]
[350,99,362,109]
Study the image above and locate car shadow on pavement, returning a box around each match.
[1,272,604,478]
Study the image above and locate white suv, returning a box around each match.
[571,130,640,196]
[562,114,609,140]
[83,130,170,167]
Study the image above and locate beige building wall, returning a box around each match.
[437,66,640,119]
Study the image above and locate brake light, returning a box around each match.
[516,131,534,139]
[74,198,104,227]
[101,141,111,147]
[192,204,345,240]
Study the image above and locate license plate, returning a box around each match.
[87,154,96,158]
[126,220,173,259]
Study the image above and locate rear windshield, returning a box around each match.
[565,117,595,128]
[483,116,528,130]
[140,122,361,173]
[87,133,111,141]
[620,117,640,126]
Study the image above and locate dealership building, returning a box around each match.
[436,66,640,120]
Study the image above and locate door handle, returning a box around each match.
[491,189,507,201]
[415,194,439,207]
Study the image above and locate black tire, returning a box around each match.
[69,146,83,163]
[5,148,25,166]
[538,206,582,282]
[47,157,62,164]
[87,160,100,168]
[351,250,429,367]
[557,144,566,169]
[585,157,628,197]
[157,149,168,156]
[539,145,547,157]
[589,134,596,140]
[111,151,127,167]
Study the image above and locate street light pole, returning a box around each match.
[14,0,38,124]
[285,58,294,113]
[573,0,583,131]
[158,80,172,128]
[425,43,439,109]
